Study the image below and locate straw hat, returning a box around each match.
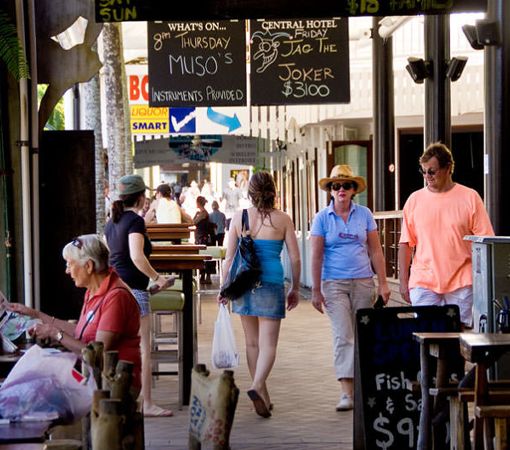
[318,165,366,193]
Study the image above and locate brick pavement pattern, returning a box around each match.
[145,287,354,449]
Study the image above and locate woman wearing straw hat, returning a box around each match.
[311,165,390,411]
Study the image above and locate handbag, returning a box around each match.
[220,209,262,300]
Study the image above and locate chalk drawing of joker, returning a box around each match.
[251,30,292,73]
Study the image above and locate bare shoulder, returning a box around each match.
[272,209,292,223]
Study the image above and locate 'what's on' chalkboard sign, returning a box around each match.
[249,18,350,106]
[148,21,247,108]
[354,306,461,450]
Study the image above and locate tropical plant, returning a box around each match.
[37,85,64,130]
[0,8,29,80]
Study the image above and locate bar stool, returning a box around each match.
[149,289,185,407]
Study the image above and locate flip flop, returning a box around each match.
[144,404,173,417]
[247,390,271,418]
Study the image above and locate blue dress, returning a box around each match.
[231,239,286,319]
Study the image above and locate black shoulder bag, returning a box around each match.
[220,209,262,300]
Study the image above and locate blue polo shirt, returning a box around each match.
[311,201,377,280]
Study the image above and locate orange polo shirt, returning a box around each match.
[400,183,494,293]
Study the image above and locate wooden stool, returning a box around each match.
[150,289,185,407]
[475,405,510,450]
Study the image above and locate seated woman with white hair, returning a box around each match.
[4,234,142,392]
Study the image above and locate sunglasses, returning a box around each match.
[418,167,439,176]
[331,182,356,191]
[71,237,83,249]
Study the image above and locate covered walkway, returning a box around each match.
[145,286,354,449]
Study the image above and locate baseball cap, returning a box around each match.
[118,174,150,195]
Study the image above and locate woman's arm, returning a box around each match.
[217,212,241,303]
[284,216,301,311]
[6,302,76,335]
[367,230,391,303]
[310,235,325,313]
[29,322,85,355]
[128,233,170,290]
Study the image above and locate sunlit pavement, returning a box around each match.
[144,281,354,449]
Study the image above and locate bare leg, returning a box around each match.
[139,314,173,416]
[241,315,281,407]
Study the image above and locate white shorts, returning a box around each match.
[410,285,473,327]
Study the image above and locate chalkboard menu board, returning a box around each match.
[148,21,247,107]
[354,306,461,450]
[249,18,349,106]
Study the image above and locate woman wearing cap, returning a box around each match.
[104,174,174,417]
[5,234,142,392]
[311,165,390,411]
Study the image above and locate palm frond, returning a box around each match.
[0,9,30,80]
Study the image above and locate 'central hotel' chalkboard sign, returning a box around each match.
[148,21,247,107]
[249,18,350,105]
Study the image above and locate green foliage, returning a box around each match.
[38,85,64,130]
[0,9,30,80]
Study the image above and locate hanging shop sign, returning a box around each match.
[134,135,260,168]
[130,105,169,134]
[96,0,487,23]
[147,20,247,108]
[250,18,349,105]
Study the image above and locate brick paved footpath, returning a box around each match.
[145,287,354,449]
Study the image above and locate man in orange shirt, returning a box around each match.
[398,142,494,327]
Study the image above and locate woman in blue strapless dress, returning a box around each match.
[218,171,301,418]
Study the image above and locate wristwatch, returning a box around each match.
[55,330,64,343]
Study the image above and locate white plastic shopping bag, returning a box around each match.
[0,345,96,421]
[211,304,239,369]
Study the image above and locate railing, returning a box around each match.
[374,210,403,281]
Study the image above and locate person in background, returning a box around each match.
[209,200,227,246]
[218,171,301,418]
[104,174,175,417]
[311,165,390,412]
[398,142,494,328]
[145,183,192,225]
[4,235,142,392]
[222,178,241,230]
[139,197,152,221]
[193,196,215,284]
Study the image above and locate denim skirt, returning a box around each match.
[231,281,285,319]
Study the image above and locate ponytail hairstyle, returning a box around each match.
[111,191,145,223]
[248,171,276,226]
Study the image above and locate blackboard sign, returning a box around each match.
[249,18,349,106]
[147,21,247,107]
[354,306,461,450]
[95,0,487,23]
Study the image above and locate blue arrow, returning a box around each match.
[207,107,241,132]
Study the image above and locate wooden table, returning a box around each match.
[459,333,510,449]
[0,354,22,379]
[149,253,212,406]
[413,332,463,450]
[151,244,205,254]
[0,421,52,444]
[147,223,194,241]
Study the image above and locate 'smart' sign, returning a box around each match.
[130,105,169,134]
